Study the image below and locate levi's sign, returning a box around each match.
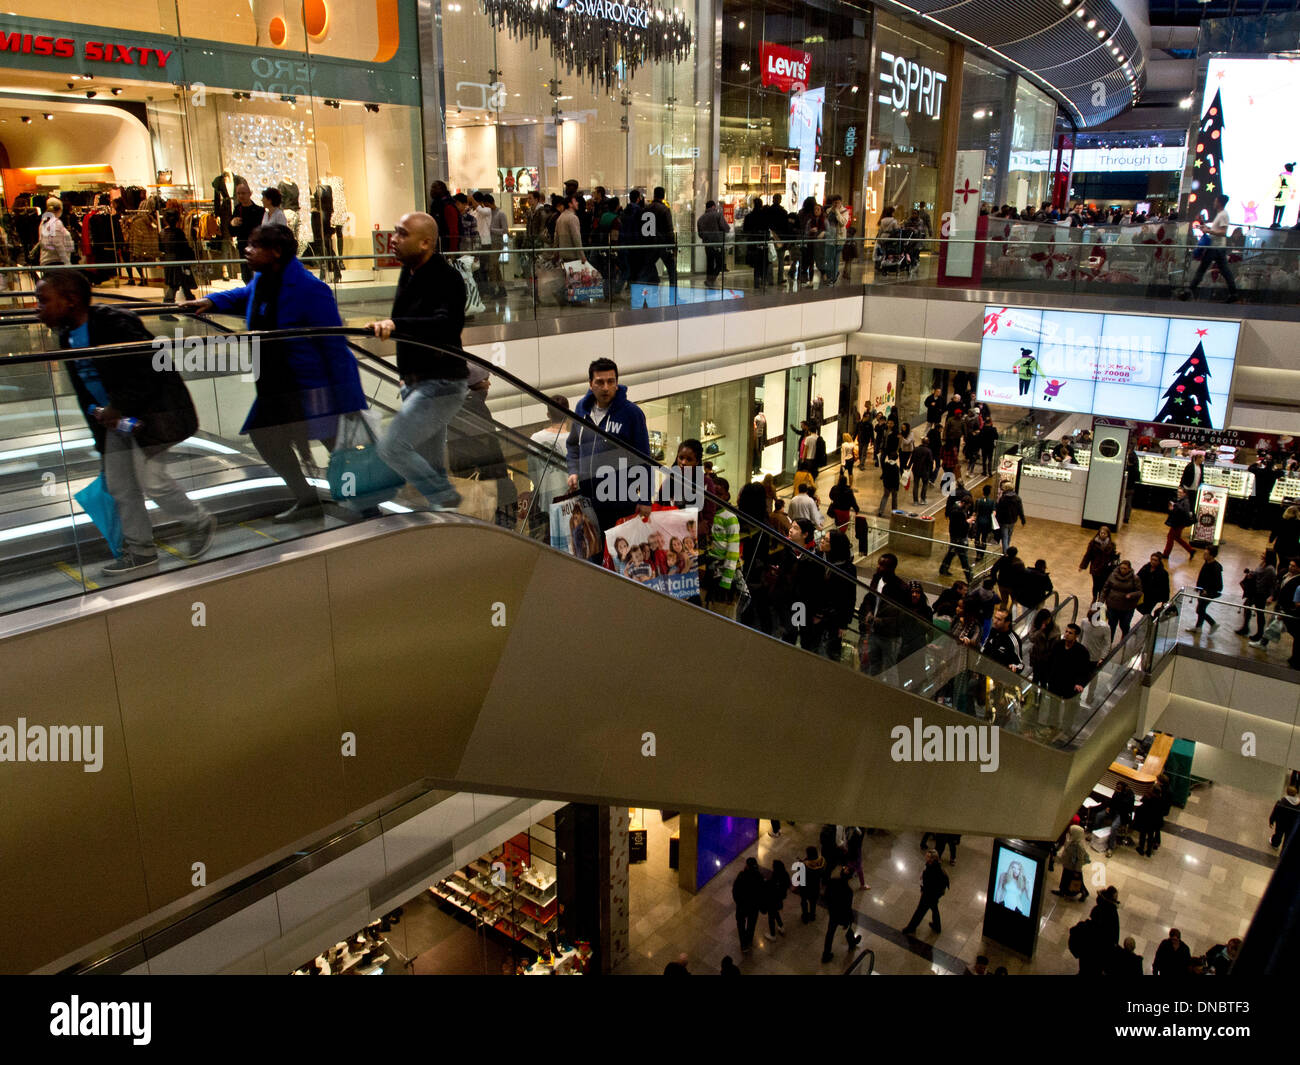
[878,51,946,118]
[760,41,812,92]
[0,31,172,67]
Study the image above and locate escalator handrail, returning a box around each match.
[7,323,1086,713]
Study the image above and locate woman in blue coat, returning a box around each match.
[187,224,366,521]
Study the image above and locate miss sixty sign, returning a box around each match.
[0,33,173,67]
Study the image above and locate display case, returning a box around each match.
[1136,451,1255,499]
[1271,475,1300,504]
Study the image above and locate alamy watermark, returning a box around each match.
[151,330,260,381]
[595,458,704,508]
[890,716,999,773]
[0,718,103,772]
[50,996,150,1045]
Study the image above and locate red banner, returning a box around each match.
[759,41,811,92]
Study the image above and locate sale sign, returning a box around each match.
[759,41,811,92]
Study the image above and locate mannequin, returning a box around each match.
[211,169,244,279]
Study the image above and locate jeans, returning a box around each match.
[912,476,928,503]
[865,635,900,677]
[248,422,321,506]
[876,488,897,516]
[1190,247,1237,294]
[999,525,1014,552]
[1193,596,1217,627]
[823,913,856,957]
[377,378,470,506]
[103,432,209,554]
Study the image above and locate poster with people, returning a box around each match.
[549,494,604,563]
[606,507,701,601]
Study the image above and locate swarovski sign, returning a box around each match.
[878,51,946,118]
[555,0,655,29]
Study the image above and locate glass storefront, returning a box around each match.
[1006,79,1057,213]
[866,11,950,237]
[718,0,872,229]
[0,4,423,286]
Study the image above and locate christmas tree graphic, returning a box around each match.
[1190,89,1226,211]
[1154,341,1214,428]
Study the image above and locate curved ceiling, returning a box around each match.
[879,0,1147,127]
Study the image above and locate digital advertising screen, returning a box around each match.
[978,306,1241,430]
[1196,58,1300,228]
[982,838,1048,957]
[991,845,1036,917]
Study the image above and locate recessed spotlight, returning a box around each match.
[1087,17,1096,26]
[738,19,745,28]
[974,109,986,118]
[364,103,379,112]
[85,90,96,98]
[42,113,52,120]
[110,87,122,96]
[1075,7,1085,16]
[20,115,30,123]
[1179,96,1193,109]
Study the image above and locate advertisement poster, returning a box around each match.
[498,166,540,195]
[1196,59,1300,227]
[1193,485,1228,546]
[549,495,603,563]
[945,149,985,277]
[977,305,1241,425]
[606,507,700,601]
[759,41,812,92]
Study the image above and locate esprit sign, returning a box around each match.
[877,51,945,118]
[0,32,172,67]
[760,42,811,93]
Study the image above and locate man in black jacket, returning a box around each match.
[731,857,764,953]
[367,212,469,510]
[36,271,214,575]
[901,849,949,935]
[647,186,677,295]
[939,494,975,581]
[859,552,910,676]
[994,483,1027,552]
[821,867,862,963]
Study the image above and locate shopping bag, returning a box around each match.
[899,468,913,492]
[549,491,603,562]
[1192,233,1212,261]
[454,255,486,315]
[448,471,499,522]
[1263,617,1286,643]
[74,474,124,558]
[328,411,403,509]
[563,259,604,303]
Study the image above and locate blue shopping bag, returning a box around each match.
[327,411,403,510]
[74,474,124,558]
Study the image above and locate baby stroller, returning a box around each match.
[874,225,921,276]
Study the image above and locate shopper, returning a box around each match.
[731,856,764,954]
[525,395,571,531]
[429,180,461,253]
[185,224,366,522]
[901,850,949,936]
[1106,937,1145,976]
[1237,548,1278,643]
[1090,886,1122,956]
[647,186,677,293]
[566,358,652,532]
[991,546,1024,609]
[994,482,1027,551]
[1016,558,1054,613]
[979,418,999,477]
[798,845,825,924]
[229,184,265,281]
[821,868,862,962]
[37,272,216,574]
[261,187,288,228]
[447,368,518,526]
[1052,824,1091,900]
[1102,559,1143,638]
[363,212,469,511]
[1163,487,1197,562]
[765,859,791,938]
[938,494,975,581]
[1137,553,1171,618]
[38,197,74,267]
[159,210,198,304]
[840,432,858,481]
[1269,785,1300,849]
[1270,504,1300,563]
[972,484,997,549]
[1027,608,1058,682]
[1135,782,1167,858]
[1043,623,1093,699]
[828,473,859,532]
[483,193,509,298]
[696,200,729,286]
[877,448,900,515]
[742,196,770,290]
[1080,526,1118,601]
[859,552,910,676]
[1187,544,1224,632]
[843,826,869,888]
[787,483,824,529]
[1153,928,1193,976]
[910,437,934,503]
[1182,194,1238,303]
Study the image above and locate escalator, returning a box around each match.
[0,324,1150,972]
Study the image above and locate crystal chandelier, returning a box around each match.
[478,0,694,90]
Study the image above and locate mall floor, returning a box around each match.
[615,786,1276,975]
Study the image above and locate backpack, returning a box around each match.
[1068,919,1093,959]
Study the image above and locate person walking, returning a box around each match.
[567,358,652,532]
[1269,785,1300,849]
[910,437,933,504]
[742,196,770,291]
[798,845,825,924]
[159,210,198,304]
[38,197,74,267]
[731,857,764,954]
[821,867,862,962]
[696,200,730,287]
[1182,194,1239,303]
[1163,487,1197,562]
[877,450,900,515]
[1237,548,1278,644]
[1135,782,1167,858]
[1187,544,1223,632]
[647,186,678,296]
[994,482,1026,552]
[1080,526,1118,601]
[828,473,859,532]
[841,432,858,482]
[361,212,469,511]
[185,223,366,522]
[938,494,975,581]
[843,826,869,889]
[1102,559,1143,638]
[37,272,216,574]
[765,859,791,938]
[1137,553,1171,621]
[229,183,265,282]
[1153,928,1193,976]
[1082,887,1122,976]
[1052,823,1091,900]
[901,849,950,936]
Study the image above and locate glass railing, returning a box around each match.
[0,319,1138,749]
[1152,587,1299,670]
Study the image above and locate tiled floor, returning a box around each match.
[617,783,1275,975]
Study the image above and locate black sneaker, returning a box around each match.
[181,514,217,560]
[102,551,159,576]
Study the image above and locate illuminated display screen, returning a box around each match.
[978,306,1241,430]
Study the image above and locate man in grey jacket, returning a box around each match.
[485,193,509,298]
[697,200,730,286]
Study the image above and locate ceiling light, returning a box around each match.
[42,113,52,120]
[1075,7,1085,16]
[974,108,986,118]
[738,19,744,27]
[110,87,122,96]
[20,115,30,123]
[1087,17,1096,26]
[1179,96,1193,109]
[84,90,96,98]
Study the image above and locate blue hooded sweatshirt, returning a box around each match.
[566,383,651,501]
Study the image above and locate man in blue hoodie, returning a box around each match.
[567,358,652,533]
